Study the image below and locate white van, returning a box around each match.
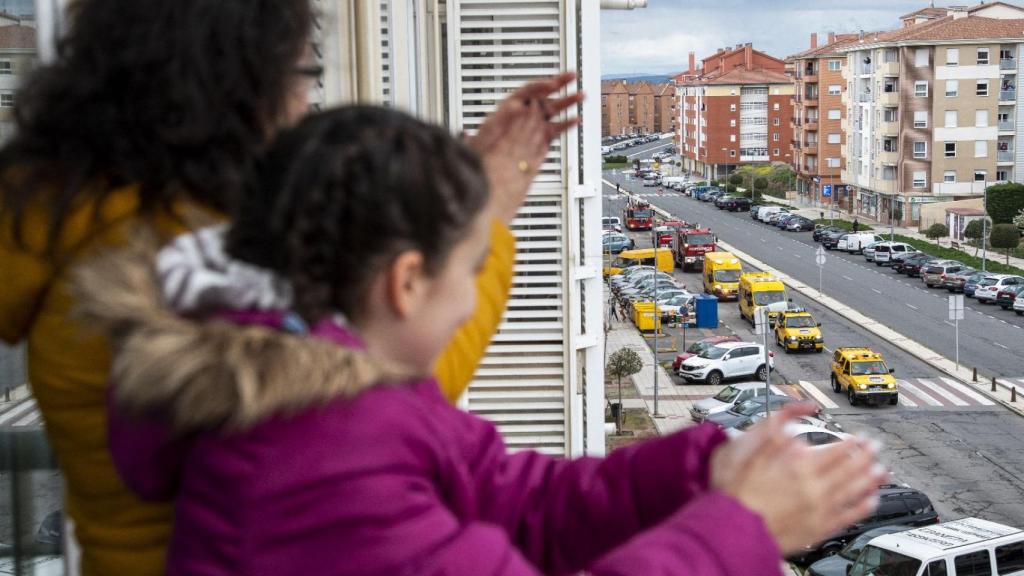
[840,233,885,254]
[757,206,784,222]
[850,517,1024,576]
[661,176,688,187]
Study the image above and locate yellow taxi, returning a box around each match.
[830,347,898,407]
[772,308,824,353]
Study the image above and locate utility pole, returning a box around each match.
[982,185,989,272]
[651,223,661,417]
[890,194,896,242]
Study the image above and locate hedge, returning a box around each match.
[812,219,874,232]
[986,183,1024,225]
[891,234,1024,276]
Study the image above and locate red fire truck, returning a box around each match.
[675,225,716,272]
[623,198,654,231]
[654,220,688,247]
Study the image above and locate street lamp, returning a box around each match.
[982,185,989,272]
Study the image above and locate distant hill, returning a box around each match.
[601,73,674,84]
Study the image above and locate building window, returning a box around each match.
[975,140,988,157]
[946,48,959,66]
[773,148,780,156]
[976,109,989,127]
[827,133,841,144]
[828,60,842,71]
[977,80,989,96]
[773,117,780,126]
[827,157,841,168]
[730,103,737,111]
[975,170,987,181]
[915,81,928,97]
[913,111,928,128]
[978,48,990,65]
[730,134,736,142]
[997,169,1008,181]
[773,102,780,111]
[912,171,927,188]
[945,110,957,128]
[828,108,841,120]
[0,93,13,108]
[945,141,956,158]
[730,150,736,157]
[0,61,11,76]
[946,80,958,97]
[914,141,927,158]
[944,170,957,183]
[730,119,736,127]
[828,84,841,96]
[773,133,780,142]
[915,47,929,67]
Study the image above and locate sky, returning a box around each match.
[602,0,950,77]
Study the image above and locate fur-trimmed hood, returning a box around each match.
[72,228,412,433]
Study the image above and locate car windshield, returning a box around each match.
[713,386,740,402]
[849,546,921,576]
[851,361,888,376]
[687,341,712,354]
[735,415,762,431]
[785,316,816,328]
[754,291,786,306]
[979,277,998,286]
[734,399,766,416]
[631,210,653,218]
[700,346,729,360]
[841,532,890,561]
[714,270,741,282]
[686,233,714,245]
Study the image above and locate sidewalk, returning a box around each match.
[772,195,1024,270]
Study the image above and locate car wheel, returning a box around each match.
[820,544,843,558]
[706,371,723,387]
[947,288,954,292]
[831,375,841,393]
[848,387,858,406]
[889,395,899,405]
[876,262,882,266]
[1017,311,1023,316]
[756,364,768,381]
[816,347,824,353]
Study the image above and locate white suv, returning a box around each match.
[872,242,917,266]
[678,342,775,386]
[975,274,1024,303]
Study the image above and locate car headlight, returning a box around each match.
[858,383,868,390]
[788,336,798,342]
[888,383,896,389]
[815,336,824,341]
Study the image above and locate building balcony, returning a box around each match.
[1000,120,1015,132]
[804,96,819,107]
[881,121,899,137]
[881,61,900,76]
[932,181,991,196]
[1000,90,1017,102]
[998,150,1015,163]
[858,93,872,103]
[841,144,847,156]
[1001,58,1017,71]
[879,91,899,107]
[878,150,899,165]
[805,120,819,131]
[803,72,819,83]
[873,179,897,195]
[804,146,819,155]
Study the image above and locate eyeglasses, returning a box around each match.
[294,64,324,79]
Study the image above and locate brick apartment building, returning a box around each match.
[601,79,675,136]
[788,32,860,206]
[675,43,794,181]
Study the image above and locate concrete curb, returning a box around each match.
[611,185,1024,418]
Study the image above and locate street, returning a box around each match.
[603,157,1024,527]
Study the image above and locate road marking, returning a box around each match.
[0,398,37,426]
[797,380,840,409]
[995,342,1010,350]
[871,288,883,295]
[906,303,919,310]
[939,377,996,406]
[898,393,918,408]
[626,142,671,158]
[794,254,802,259]
[917,378,969,406]
[842,275,853,281]
[898,379,942,406]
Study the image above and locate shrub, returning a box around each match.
[925,223,949,241]
[603,154,628,164]
[990,224,1022,264]
[728,174,744,187]
[963,219,988,255]
[606,347,643,432]
[985,183,1024,224]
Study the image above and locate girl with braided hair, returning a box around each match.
[81,106,887,574]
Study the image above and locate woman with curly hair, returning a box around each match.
[0,1,575,573]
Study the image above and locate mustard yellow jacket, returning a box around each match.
[0,186,515,575]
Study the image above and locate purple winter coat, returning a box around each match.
[83,249,783,575]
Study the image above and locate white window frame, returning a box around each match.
[946,80,958,97]
[730,134,736,142]
[773,117,780,126]
[945,110,957,128]
[730,119,736,127]
[773,148,780,156]
[730,103,737,111]
[946,48,959,66]
[997,169,1008,181]
[945,141,956,158]
[773,132,779,142]
[730,149,736,157]
[826,157,841,168]
[829,60,842,71]
[0,93,13,108]
[977,80,989,96]
[978,48,990,65]
[913,111,928,128]
[0,61,11,76]
[828,108,841,120]
[913,141,927,159]
[828,84,841,96]
[915,48,929,67]
[827,133,841,144]
[773,102,780,111]
[976,109,989,127]
[975,140,988,158]
[915,81,928,97]
[912,171,927,188]
[944,170,957,183]
[975,170,987,182]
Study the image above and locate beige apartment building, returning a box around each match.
[789,32,860,205]
[840,2,1024,226]
[601,80,675,136]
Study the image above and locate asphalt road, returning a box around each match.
[602,171,1024,528]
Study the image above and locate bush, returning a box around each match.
[728,174,744,187]
[753,177,769,191]
[725,184,738,194]
[985,183,1024,224]
[813,219,873,232]
[990,224,1022,264]
[603,154,628,164]
[892,234,1024,275]
[925,223,949,241]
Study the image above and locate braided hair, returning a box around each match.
[227,106,490,324]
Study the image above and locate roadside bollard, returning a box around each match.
[992,377,998,392]
[973,367,978,382]
[1013,388,1018,403]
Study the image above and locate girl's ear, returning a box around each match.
[386,250,428,320]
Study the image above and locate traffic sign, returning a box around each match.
[822,184,832,197]
[815,245,826,267]
[754,307,769,335]
[949,294,965,321]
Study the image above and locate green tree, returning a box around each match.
[891,203,903,227]
[990,224,1021,264]
[964,219,988,255]
[606,347,643,433]
[728,174,744,187]
[985,183,1024,224]
[925,223,949,242]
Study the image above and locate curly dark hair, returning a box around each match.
[0,0,312,250]
[227,106,491,324]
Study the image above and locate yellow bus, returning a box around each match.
[702,252,742,300]
[603,247,674,276]
[738,272,789,324]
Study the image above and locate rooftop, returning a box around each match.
[0,25,35,51]
[871,518,1022,557]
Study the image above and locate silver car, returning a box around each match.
[688,381,784,422]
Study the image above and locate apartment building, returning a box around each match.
[676,44,794,181]
[600,79,674,136]
[789,32,860,204]
[0,20,35,143]
[840,2,1024,226]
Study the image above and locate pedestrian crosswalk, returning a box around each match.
[790,377,1006,410]
[0,392,43,427]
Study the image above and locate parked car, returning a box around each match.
[601,232,634,254]
[897,253,936,277]
[920,260,965,288]
[784,217,816,232]
[873,242,917,267]
[791,484,938,564]
[756,206,785,222]
[677,342,776,386]
[727,412,832,438]
[720,196,752,212]
[673,335,742,372]
[766,211,792,225]
[974,274,1024,304]
[658,293,696,320]
[775,214,800,229]
[995,284,1024,309]
[964,271,995,297]
[1014,291,1024,315]
[601,216,622,233]
[863,242,882,261]
[813,225,842,242]
[707,394,797,430]
[805,525,913,576]
[941,267,978,292]
[688,381,784,422]
[821,231,848,250]
[750,205,765,220]
[841,233,885,254]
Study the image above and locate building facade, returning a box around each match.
[676,44,794,181]
[0,19,35,143]
[601,79,674,136]
[840,3,1024,226]
[601,80,630,136]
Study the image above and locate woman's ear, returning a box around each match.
[386,250,428,319]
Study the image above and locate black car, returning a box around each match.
[813,225,841,242]
[821,231,848,250]
[792,484,938,565]
[725,197,752,212]
[707,395,795,429]
[806,525,912,576]
[900,254,936,277]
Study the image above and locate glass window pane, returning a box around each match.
[955,550,992,576]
